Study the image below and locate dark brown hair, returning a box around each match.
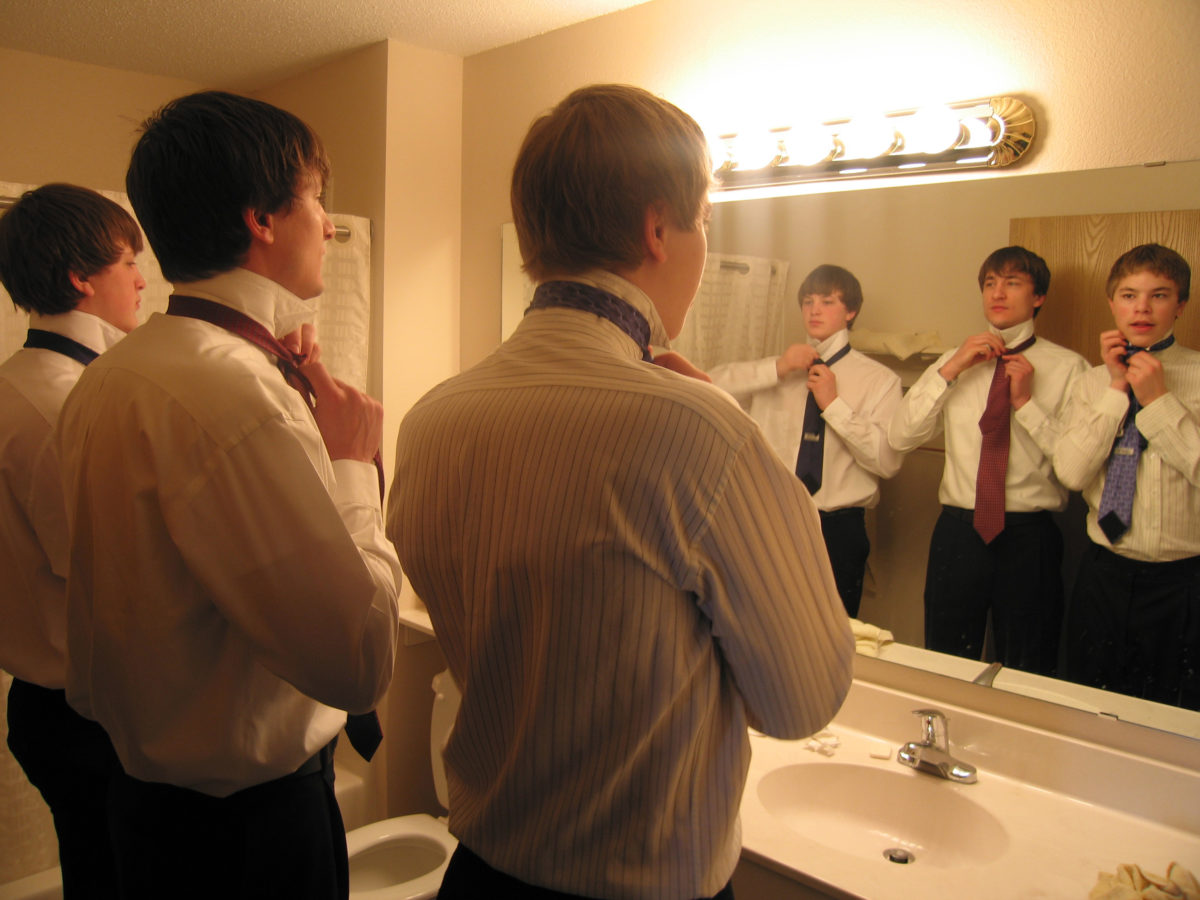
[126,90,330,283]
[977,246,1051,315]
[1105,243,1191,303]
[0,183,143,315]
[511,84,711,281]
[799,264,864,328]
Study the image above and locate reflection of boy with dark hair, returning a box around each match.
[56,91,402,898]
[1055,243,1199,710]
[0,182,146,898]
[710,264,903,617]
[889,246,1088,676]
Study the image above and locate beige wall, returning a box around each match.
[460,0,1200,367]
[257,39,462,819]
[0,47,202,192]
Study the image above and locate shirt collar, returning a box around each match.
[810,329,850,358]
[172,268,314,340]
[988,318,1035,348]
[29,309,126,355]
[556,270,671,349]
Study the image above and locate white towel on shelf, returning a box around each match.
[849,618,894,657]
[1090,862,1200,900]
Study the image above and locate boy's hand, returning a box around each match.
[280,322,319,365]
[299,360,384,463]
[1126,351,1167,407]
[1100,329,1129,390]
[1004,354,1034,409]
[939,332,1006,382]
[807,364,838,410]
[777,343,820,378]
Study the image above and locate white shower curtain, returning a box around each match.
[670,251,790,371]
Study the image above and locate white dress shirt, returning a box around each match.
[0,311,125,688]
[387,270,854,900]
[710,329,903,510]
[889,319,1089,512]
[56,268,402,797]
[1054,339,1200,562]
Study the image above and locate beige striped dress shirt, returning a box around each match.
[387,271,854,900]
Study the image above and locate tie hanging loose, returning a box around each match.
[794,342,852,496]
[1095,335,1175,543]
[973,335,1035,544]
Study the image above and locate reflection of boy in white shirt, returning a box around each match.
[711,265,902,617]
[1054,244,1199,710]
[889,247,1088,676]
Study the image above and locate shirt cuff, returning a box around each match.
[1013,399,1048,434]
[331,458,384,507]
[821,395,852,427]
[1135,391,1186,439]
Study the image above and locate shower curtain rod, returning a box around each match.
[0,195,353,241]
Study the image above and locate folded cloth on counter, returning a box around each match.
[1090,863,1200,900]
[850,618,894,657]
[849,327,945,361]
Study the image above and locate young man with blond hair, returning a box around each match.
[1055,243,1199,710]
[1,182,146,898]
[387,84,853,900]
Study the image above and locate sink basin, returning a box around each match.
[757,762,1010,869]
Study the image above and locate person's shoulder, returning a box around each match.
[845,348,901,381]
[1030,335,1089,368]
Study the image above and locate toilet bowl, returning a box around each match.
[345,670,460,899]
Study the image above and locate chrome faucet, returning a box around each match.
[896,709,977,784]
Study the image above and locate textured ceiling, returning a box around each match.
[0,0,650,90]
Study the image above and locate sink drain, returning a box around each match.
[883,848,915,864]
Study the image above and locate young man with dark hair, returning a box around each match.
[889,246,1088,676]
[387,84,853,900]
[710,264,903,617]
[0,182,145,898]
[1055,243,1199,710]
[55,91,401,899]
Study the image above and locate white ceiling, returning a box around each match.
[0,0,651,90]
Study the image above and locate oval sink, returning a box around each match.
[757,762,1010,869]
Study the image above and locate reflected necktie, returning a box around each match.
[1096,335,1175,543]
[794,342,851,495]
[167,295,384,762]
[973,335,1035,544]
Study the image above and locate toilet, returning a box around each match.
[345,670,460,899]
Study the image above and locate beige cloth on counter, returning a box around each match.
[850,618,894,657]
[1090,863,1200,900]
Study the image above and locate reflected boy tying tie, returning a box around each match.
[889,246,1088,676]
[1054,244,1200,711]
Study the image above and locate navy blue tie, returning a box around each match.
[794,342,851,495]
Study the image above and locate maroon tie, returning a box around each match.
[973,336,1035,544]
[167,294,385,761]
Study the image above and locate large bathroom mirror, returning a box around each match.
[503,158,1200,742]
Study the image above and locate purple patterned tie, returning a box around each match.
[973,335,1035,544]
[1096,335,1175,543]
[528,281,653,361]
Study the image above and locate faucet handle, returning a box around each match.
[911,708,948,750]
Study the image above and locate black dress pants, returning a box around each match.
[1066,542,1200,710]
[923,506,1064,676]
[438,844,735,900]
[106,740,346,900]
[818,507,870,619]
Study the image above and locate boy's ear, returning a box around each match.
[68,271,95,297]
[642,204,668,265]
[243,208,275,245]
[845,308,858,323]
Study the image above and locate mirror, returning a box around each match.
[695,159,1200,740]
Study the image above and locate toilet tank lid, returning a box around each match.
[429,670,461,811]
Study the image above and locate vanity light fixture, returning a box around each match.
[712,96,1036,190]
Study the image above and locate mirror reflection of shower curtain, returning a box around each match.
[671,252,789,372]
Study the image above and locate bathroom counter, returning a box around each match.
[738,677,1200,899]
